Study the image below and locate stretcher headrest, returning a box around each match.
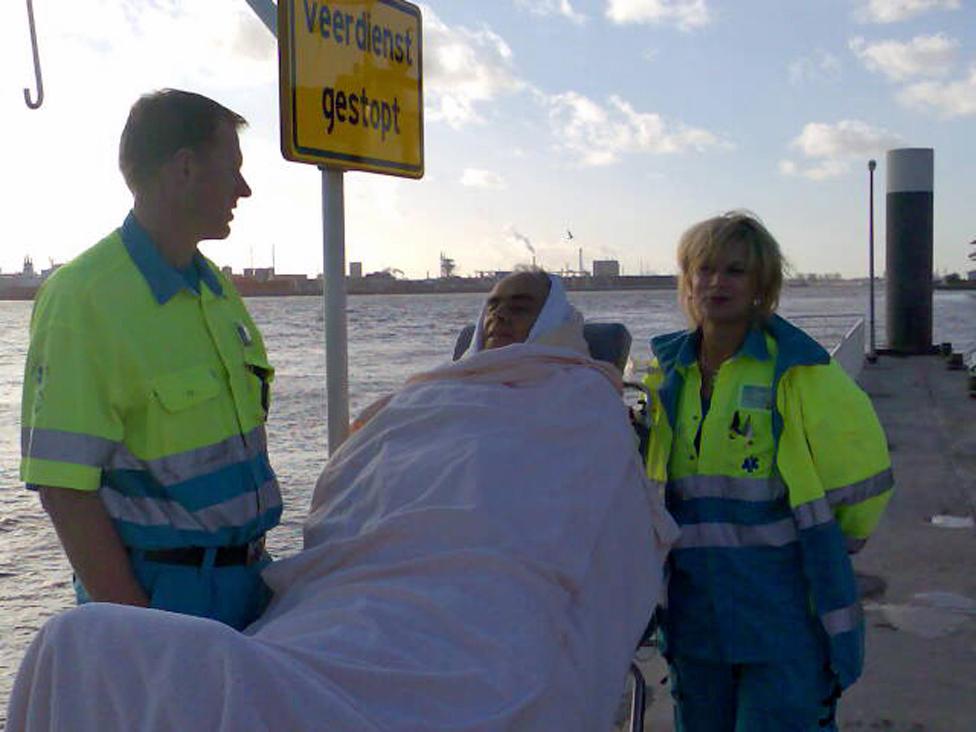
[452,322,632,373]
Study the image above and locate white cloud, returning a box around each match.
[779,158,852,181]
[460,168,508,189]
[850,34,958,81]
[422,5,525,128]
[0,0,282,274]
[788,51,842,85]
[63,0,277,89]
[855,0,960,24]
[898,66,976,117]
[781,120,902,180]
[606,0,710,30]
[546,91,724,166]
[515,0,587,25]
[792,120,902,157]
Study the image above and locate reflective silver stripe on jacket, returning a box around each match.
[109,426,269,485]
[821,603,862,636]
[23,426,270,488]
[793,497,834,530]
[827,468,894,507]
[675,518,797,549]
[668,474,787,503]
[100,477,282,531]
[22,428,118,467]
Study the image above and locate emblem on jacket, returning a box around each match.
[742,456,760,473]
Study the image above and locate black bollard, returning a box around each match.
[885,148,934,354]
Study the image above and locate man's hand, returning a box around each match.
[39,486,149,607]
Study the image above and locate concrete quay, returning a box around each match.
[627,355,976,732]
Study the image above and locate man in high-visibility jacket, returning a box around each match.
[20,89,281,630]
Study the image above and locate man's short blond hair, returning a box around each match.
[676,210,784,326]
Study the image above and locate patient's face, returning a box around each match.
[482,273,550,350]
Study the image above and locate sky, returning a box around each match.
[3,0,975,279]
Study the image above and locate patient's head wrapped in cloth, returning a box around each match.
[473,268,587,353]
[7,273,678,732]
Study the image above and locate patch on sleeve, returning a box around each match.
[739,384,772,411]
[29,361,47,417]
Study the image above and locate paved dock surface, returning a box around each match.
[626,355,976,732]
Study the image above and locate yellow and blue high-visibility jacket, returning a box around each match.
[643,315,893,689]
[20,213,281,550]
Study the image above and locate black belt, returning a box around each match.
[135,538,264,567]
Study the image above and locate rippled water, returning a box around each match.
[1,285,973,713]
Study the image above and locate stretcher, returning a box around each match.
[455,321,655,732]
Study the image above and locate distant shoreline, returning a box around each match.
[2,277,972,302]
[933,280,976,291]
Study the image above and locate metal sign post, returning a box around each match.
[243,0,277,33]
[246,0,423,453]
[321,166,349,450]
[868,159,877,362]
[275,0,423,454]
[247,0,354,454]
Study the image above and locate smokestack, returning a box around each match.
[510,228,536,262]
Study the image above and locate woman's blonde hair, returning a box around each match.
[676,210,784,326]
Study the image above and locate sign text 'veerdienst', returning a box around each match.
[278,0,423,177]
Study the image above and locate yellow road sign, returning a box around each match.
[278,0,423,177]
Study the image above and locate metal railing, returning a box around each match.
[830,318,867,380]
[790,313,866,380]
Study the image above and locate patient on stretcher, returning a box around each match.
[7,270,678,732]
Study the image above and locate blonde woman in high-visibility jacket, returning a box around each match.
[642,211,893,731]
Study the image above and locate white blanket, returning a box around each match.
[7,344,677,732]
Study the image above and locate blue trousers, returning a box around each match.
[75,549,272,631]
[669,655,839,732]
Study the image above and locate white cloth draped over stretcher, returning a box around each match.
[7,342,678,732]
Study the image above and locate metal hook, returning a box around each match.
[24,0,44,109]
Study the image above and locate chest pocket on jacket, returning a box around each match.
[153,366,220,412]
[145,366,224,457]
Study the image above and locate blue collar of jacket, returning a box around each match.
[653,324,771,373]
[650,314,830,434]
[120,211,223,304]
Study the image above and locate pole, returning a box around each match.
[868,159,877,362]
[321,166,349,453]
[242,0,277,33]
[241,1,351,451]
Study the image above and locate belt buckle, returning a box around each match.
[246,536,266,565]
